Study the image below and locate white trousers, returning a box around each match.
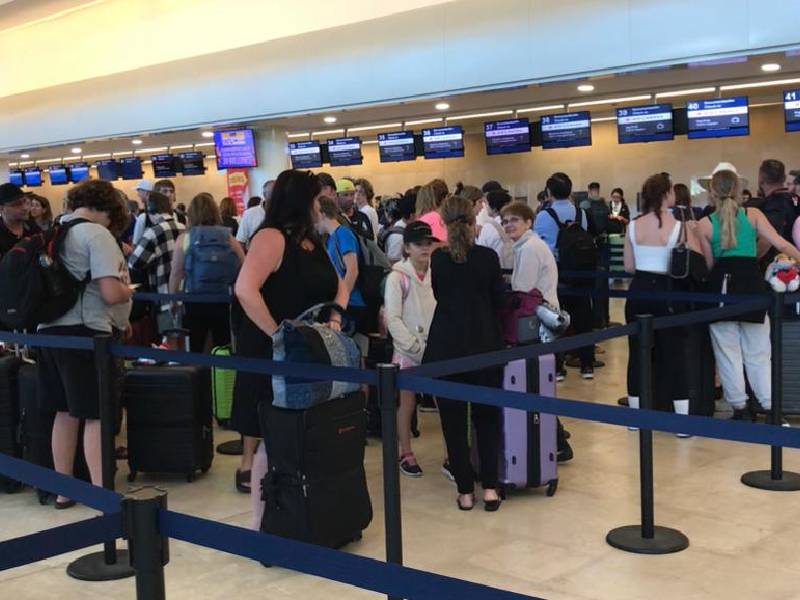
[709,318,771,410]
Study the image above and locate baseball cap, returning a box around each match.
[0,183,25,205]
[336,179,356,193]
[135,179,155,192]
[403,221,438,244]
[481,180,507,194]
[790,169,800,183]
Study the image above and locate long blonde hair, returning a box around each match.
[441,194,474,263]
[710,170,742,250]
[416,183,438,216]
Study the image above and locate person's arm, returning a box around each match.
[384,273,420,356]
[342,252,359,296]
[98,277,133,305]
[511,243,537,293]
[128,230,156,271]
[620,205,630,223]
[335,228,360,296]
[86,228,134,306]
[792,216,800,250]
[753,209,800,262]
[168,234,186,294]
[386,232,403,264]
[623,228,635,273]
[228,233,245,264]
[233,228,285,337]
[235,211,251,245]
[131,213,146,245]
[686,221,714,269]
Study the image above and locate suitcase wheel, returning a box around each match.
[127,471,137,483]
[186,471,196,483]
[546,479,558,497]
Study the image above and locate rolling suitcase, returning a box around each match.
[18,363,90,504]
[260,392,372,548]
[0,353,23,493]
[123,365,213,482]
[782,319,800,415]
[211,345,235,427]
[473,356,558,496]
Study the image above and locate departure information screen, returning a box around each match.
[49,165,68,185]
[214,129,257,169]
[378,131,416,162]
[784,89,800,132]
[120,157,143,180]
[68,162,90,182]
[96,160,119,181]
[327,137,363,167]
[541,112,592,149]
[422,126,464,159]
[24,168,42,187]
[288,141,322,169]
[179,152,205,176]
[617,104,674,143]
[151,154,177,178]
[687,97,749,139]
[484,118,531,155]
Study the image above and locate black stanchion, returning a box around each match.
[377,363,403,600]
[606,315,689,554]
[741,292,800,491]
[124,486,169,600]
[67,335,135,581]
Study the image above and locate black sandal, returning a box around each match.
[235,469,251,494]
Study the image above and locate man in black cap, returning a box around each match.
[0,183,40,259]
[481,180,507,194]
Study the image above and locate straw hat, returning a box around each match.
[698,162,749,191]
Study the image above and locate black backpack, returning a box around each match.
[0,218,90,330]
[586,198,610,237]
[545,208,597,272]
[377,225,404,253]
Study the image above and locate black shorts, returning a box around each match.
[38,325,107,420]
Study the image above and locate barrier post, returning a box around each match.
[741,291,800,491]
[124,486,170,600]
[377,363,403,600]
[606,315,689,554]
[67,335,135,581]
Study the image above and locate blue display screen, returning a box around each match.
[179,152,205,176]
[9,170,23,186]
[687,96,749,139]
[120,157,143,180]
[69,162,90,183]
[540,112,592,149]
[378,131,416,163]
[784,89,800,132]
[23,168,42,187]
[49,165,68,185]
[422,126,464,159]
[151,154,177,178]
[288,141,323,169]
[484,118,530,155]
[616,104,674,143]
[327,137,363,167]
[214,129,257,169]
[96,159,119,181]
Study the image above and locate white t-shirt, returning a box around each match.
[359,204,380,239]
[476,204,491,227]
[476,216,511,265]
[236,205,266,247]
[41,215,132,333]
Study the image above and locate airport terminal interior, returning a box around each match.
[2,1,800,599]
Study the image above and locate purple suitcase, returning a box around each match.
[496,356,558,496]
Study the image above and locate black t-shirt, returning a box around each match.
[746,189,798,268]
[0,218,41,259]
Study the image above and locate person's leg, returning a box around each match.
[52,412,80,500]
[183,305,208,353]
[740,318,772,411]
[249,441,268,530]
[240,435,259,472]
[709,322,748,410]
[574,295,595,369]
[472,403,500,500]
[437,397,474,500]
[397,389,417,458]
[211,304,232,348]
[82,419,102,485]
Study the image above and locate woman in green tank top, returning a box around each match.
[696,169,800,420]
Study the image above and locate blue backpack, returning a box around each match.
[183,226,239,294]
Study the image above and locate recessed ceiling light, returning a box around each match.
[323,116,337,124]
[577,84,595,93]
[131,139,143,145]
[761,63,781,73]
[435,102,450,111]
[71,147,82,154]
[201,131,214,138]
[20,154,29,159]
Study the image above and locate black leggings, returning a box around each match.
[183,302,231,353]
[557,289,595,370]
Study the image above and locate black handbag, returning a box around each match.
[669,208,709,283]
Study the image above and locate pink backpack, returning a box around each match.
[499,288,543,346]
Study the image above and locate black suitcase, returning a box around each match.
[783,320,800,415]
[0,354,23,493]
[123,365,213,482]
[18,363,91,504]
[260,392,372,548]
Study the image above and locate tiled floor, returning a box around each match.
[2,299,800,599]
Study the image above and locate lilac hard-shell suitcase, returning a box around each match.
[497,356,558,496]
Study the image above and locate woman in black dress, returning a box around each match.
[423,195,506,512]
[232,169,349,526]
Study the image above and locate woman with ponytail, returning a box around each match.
[423,195,505,511]
[696,167,800,420]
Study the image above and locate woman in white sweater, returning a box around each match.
[501,202,559,305]
[383,221,438,477]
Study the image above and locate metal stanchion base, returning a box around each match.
[66,549,135,581]
[741,470,800,491]
[216,439,243,455]
[606,525,689,554]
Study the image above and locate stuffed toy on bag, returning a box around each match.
[765,254,800,293]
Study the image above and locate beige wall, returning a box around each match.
[32,105,800,215]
